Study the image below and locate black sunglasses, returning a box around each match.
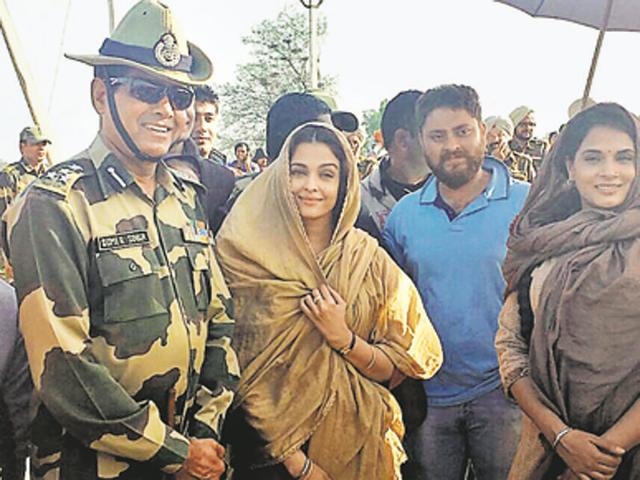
[108,77,194,111]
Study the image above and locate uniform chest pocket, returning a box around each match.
[96,251,167,323]
[186,244,212,313]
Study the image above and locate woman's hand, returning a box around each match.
[301,284,351,349]
[556,429,624,480]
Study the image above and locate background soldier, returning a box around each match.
[485,115,535,182]
[509,105,548,171]
[0,126,51,219]
[3,1,239,479]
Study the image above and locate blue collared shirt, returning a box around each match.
[383,157,529,406]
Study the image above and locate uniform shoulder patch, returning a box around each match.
[33,162,86,198]
[1,162,22,177]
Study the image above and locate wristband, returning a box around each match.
[336,331,356,356]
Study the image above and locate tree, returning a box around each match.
[218,7,336,153]
[361,98,388,155]
[362,98,388,140]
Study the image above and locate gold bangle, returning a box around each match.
[365,345,377,370]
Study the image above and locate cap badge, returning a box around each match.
[154,33,181,68]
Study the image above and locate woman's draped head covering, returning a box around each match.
[504,102,640,291]
[503,103,640,435]
[216,121,441,476]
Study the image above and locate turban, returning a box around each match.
[484,116,514,137]
[568,97,596,119]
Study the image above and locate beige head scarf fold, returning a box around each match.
[216,122,441,478]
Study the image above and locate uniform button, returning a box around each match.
[129,262,138,272]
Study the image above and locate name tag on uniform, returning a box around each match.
[181,221,210,245]
[97,231,150,251]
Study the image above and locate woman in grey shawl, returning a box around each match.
[496,103,640,480]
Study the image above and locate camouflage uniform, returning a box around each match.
[504,150,536,183]
[509,138,547,172]
[4,136,240,479]
[0,158,46,219]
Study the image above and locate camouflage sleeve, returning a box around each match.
[0,171,16,221]
[9,191,190,473]
[188,251,240,442]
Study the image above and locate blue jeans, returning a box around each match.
[403,387,522,480]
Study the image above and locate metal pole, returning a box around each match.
[0,0,55,164]
[309,5,318,89]
[581,0,613,109]
[107,0,115,33]
[299,0,324,90]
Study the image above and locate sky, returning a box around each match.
[2,0,640,163]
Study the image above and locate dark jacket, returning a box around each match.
[0,279,31,480]
[166,140,236,234]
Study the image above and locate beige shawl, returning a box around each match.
[216,122,442,478]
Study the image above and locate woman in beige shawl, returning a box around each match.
[216,122,442,479]
[496,103,640,480]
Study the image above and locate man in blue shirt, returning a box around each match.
[383,84,528,480]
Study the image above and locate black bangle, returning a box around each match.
[336,331,356,356]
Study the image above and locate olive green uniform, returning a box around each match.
[505,150,536,183]
[0,158,45,219]
[4,136,240,479]
[509,138,547,172]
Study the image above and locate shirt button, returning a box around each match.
[129,262,138,272]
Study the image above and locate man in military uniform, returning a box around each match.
[509,105,548,171]
[3,1,239,479]
[0,126,50,218]
[485,115,535,183]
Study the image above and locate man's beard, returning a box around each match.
[427,147,484,189]
[515,130,532,142]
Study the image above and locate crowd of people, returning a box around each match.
[1,1,639,480]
